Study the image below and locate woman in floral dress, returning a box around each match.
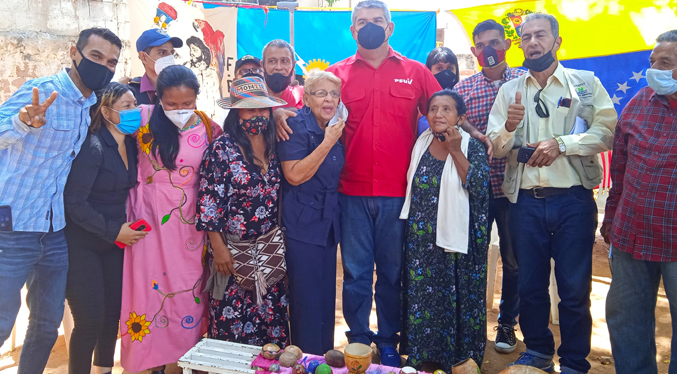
[196,76,290,346]
[400,90,490,371]
[120,66,222,374]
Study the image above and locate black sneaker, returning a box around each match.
[494,323,517,353]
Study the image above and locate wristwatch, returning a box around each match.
[555,137,566,154]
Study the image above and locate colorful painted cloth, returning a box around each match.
[196,132,289,346]
[119,105,222,372]
[400,141,490,371]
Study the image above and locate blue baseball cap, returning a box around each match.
[136,29,183,53]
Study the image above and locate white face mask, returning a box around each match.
[163,107,194,128]
[646,68,677,96]
[147,53,176,75]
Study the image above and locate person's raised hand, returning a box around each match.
[323,118,345,145]
[115,222,149,246]
[274,108,297,141]
[19,88,58,128]
[443,126,463,154]
[526,138,560,168]
[505,91,524,133]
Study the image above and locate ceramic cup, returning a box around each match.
[344,343,372,374]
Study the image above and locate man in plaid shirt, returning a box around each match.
[602,29,677,373]
[454,19,525,353]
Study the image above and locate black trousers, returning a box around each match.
[65,235,123,374]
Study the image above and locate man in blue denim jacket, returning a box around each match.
[0,27,121,374]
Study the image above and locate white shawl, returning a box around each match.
[399,128,470,254]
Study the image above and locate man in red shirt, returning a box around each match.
[326,0,440,365]
[602,29,677,374]
[261,39,304,109]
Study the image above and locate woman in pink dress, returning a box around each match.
[120,65,222,373]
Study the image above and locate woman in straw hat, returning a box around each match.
[196,75,290,345]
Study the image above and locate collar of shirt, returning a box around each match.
[347,46,403,67]
[58,68,96,106]
[98,124,118,148]
[481,65,518,85]
[650,90,677,110]
[525,62,566,89]
[299,106,327,137]
[140,74,155,93]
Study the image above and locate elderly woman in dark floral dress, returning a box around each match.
[399,89,490,371]
[196,76,289,346]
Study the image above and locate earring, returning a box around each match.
[303,106,311,115]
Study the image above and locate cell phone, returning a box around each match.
[517,146,536,163]
[0,206,12,232]
[115,219,152,248]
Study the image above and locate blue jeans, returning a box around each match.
[340,194,405,348]
[488,193,519,326]
[606,246,677,374]
[0,229,69,374]
[509,187,597,373]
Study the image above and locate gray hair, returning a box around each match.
[522,13,559,38]
[657,30,677,43]
[261,39,296,67]
[351,0,391,26]
[304,69,342,94]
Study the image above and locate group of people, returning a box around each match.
[0,1,676,374]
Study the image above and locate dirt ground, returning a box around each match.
[0,217,673,374]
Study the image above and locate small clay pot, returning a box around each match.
[433,370,446,374]
[451,359,480,374]
[316,363,333,374]
[285,345,304,361]
[269,364,281,372]
[498,365,548,374]
[262,343,282,360]
[344,343,372,374]
[399,367,417,374]
[293,364,307,374]
[279,351,299,367]
[325,350,346,368]
[307,360,321,374]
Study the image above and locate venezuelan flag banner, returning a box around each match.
[451,0,677,115]
[235,7,437,75]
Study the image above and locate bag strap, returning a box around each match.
[194,110,213,144]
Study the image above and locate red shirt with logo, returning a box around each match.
[327,47,441,197]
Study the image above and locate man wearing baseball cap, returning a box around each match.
[128,28,183,104]
[235,55,263,79]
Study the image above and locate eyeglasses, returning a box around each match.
[310,90,341,99]
[534,89,550,118]
[238,67,263,77]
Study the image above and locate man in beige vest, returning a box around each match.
[486,13,616,374]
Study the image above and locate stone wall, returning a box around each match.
[0,0,131,102]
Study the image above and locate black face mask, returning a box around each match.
[434,69,458,90]
[357,22,387,50]
[264,70,294,94]
[523,43,557,73]
[73,48,115,92]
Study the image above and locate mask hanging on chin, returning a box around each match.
[162,104,195,129]
[523,42,558,72]
[73,48,115,92]
[264,70,294,93]
[434,70,458,90]
[357,22,388,50]
[646,68,677,96]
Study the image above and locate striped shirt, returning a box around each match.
[0,69,95,232]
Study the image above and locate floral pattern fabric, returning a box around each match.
[400,139,490,371]
[196,132,289,345]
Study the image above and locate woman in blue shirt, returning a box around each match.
[277,69,344,354]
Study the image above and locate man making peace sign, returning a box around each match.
[0,27,121,374]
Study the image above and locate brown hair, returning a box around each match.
[89,82,134,133]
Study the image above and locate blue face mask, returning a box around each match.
[646,68,677,96]
[105,107,142,135]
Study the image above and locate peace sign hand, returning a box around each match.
[18,87,58,128]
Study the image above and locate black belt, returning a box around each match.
[520,187,574,198]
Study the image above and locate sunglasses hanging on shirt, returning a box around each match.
[534,88,550,118]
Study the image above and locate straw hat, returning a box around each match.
[217,76,287,109]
